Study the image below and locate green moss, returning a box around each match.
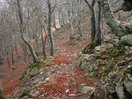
[109,46,125,59]
[82,42,95,54]
[120,34,132,46]
[100,66,113,76]
[99,45,125,60]
[20,61,45,84]
[69,34,75,40]
[86,70,98,77]
[30,61,43,68]
[123,65,132,77]
[77,57,83,67]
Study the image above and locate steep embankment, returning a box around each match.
[0,45,28,97]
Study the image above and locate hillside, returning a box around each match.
[0,0,132,98]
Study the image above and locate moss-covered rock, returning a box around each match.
[20,58,54,85]
[120,34,132,46]
[123,65,132,77]
[124,77,132,95]
[82,42,95,54]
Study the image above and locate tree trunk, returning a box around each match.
[95,1,102,46]
[58,10,63,27]
[0,82,5,99]
[41,28,47,60]
[10,49,14,64]
[102,0,132,46]
[22,43,29,64]
[47,0,54,56]
[2,34,11,67]
[91,0,96,42]
[70,1,75,39]
[102,0,132,37]
[14,43,19,59]
[82,0,97,54]
[22,36,38,63]
[17,0,38,63]
[0,54,2,65]
[77,0,83,39]
[9,33,14,64]
[77,20,83,38]
[53,14,58,31]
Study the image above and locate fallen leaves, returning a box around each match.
[34,66,96,99]
[53,54,74,64]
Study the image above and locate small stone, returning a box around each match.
[107,43,114,49]
[65,89,69,93]
[95,46,102,52]
[38,88,45,93]
[69,94,76,97]
[124,77,132,95]
[83,54,95,61]
[45,77,50,81]
[108,72,116,78]
[125,46,129,49]
[40,72,43,74]
[77,85,95,94]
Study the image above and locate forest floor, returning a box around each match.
[0,45,28,97]
[0,22,97,99]
[0,9,132,99]
[35,28,96,99]
[31,30,97,99]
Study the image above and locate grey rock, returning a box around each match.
[83,54,95,61]
[124,77,132,95]
[77,85,95,94]
[120,34,132,46]
[116,79,126,99]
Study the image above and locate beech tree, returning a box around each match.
[16,0,38,63]
[82,0,102,53]
[47,0,55,56]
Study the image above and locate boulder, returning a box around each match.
[116,79,126,99]
[77,85,95,94]
[83,54,95,61]
[120,34,132,46]
[124,77,132,95]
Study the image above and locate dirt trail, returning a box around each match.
[33,33,96,99]
[0,28,96,99]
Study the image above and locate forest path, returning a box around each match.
[34,32,96,99]
[0,26,96,99]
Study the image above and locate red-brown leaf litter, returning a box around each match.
[0,32,96,98]
[0,45,28,97]
[34,34,95,98]
[1,59,27,97]
[54,54,74,64]
[35,68,95,99]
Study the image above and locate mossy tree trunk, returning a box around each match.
[95,1,102,46]
[0,54,2,65]
[82,0,102,54]
[17,0,38,63]
[0,82,5,99]
[47,0,54,56]
[41,27,47,60]
[102,0,132,37]
[83,0,96,53]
